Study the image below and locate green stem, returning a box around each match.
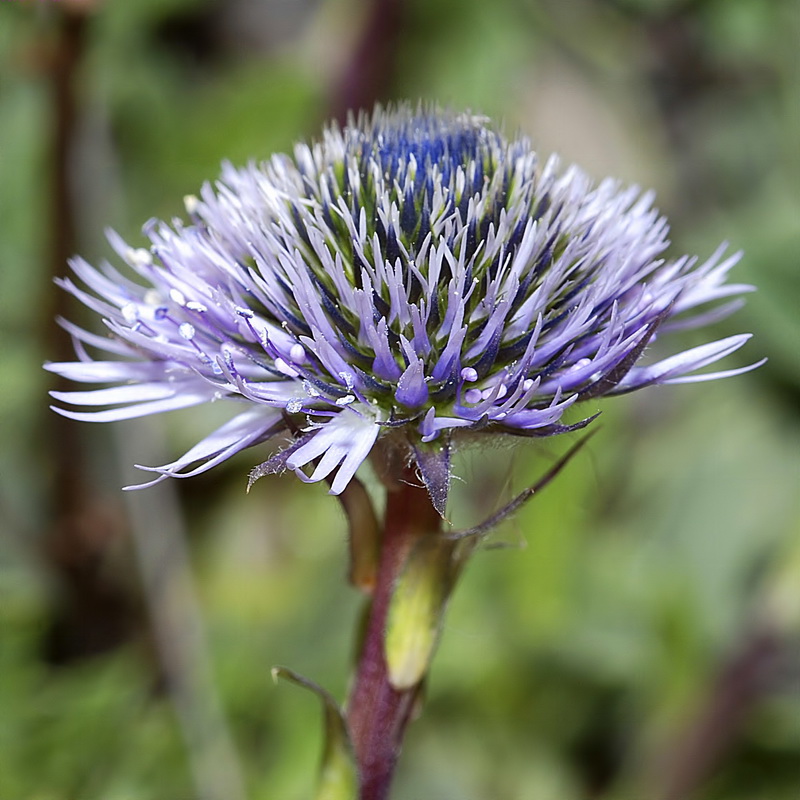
[346,472,441,800]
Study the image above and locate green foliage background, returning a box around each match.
[0,0,798,798]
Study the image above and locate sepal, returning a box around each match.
[247,431,315,490]
[412,436,452,518]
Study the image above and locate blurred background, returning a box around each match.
[1,0,798,798]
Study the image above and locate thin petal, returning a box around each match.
[50,391,212,422]
[664,357,766,384]
[50,383,179,406]
[395,359,429,408]
[610,334,753,393]
[286,407,380,494]
[45,360,165,383]
[129,406,283,488]
[329,424,380,495]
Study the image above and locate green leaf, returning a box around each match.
[336,477,380,595]
[384,536,458,690]
[271,667,358,800]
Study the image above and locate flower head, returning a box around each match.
[47,104,760,509]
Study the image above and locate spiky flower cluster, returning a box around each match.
[48,104,758,507]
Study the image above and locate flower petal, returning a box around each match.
[285,408,380,494]
[129,406,283,488]
[610,334,753,393]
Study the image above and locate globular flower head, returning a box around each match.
[47,104,760,512]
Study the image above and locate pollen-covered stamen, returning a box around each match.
[235,307,320,382]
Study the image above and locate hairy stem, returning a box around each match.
[346,472,442,800]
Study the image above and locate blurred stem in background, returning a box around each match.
[639,533,800,800]
[42,3,247,798]
[114,420,247,800]
[327,0,404,125]
[42,0,136,663]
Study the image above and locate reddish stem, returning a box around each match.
[327,0,404,125]
[346,474,441,800]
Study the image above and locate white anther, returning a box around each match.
[184,194,200,215]
[121,303,139,323]
[275,358,299,377]
[571,358,592,372]
[286,399,303,414]
[127,248,152,267]
[289,343,306,364]
[186,301,207,312]
[178,323,196,340]
[464,388,482,404]
[336,394,356,406]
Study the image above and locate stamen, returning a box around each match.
[304,381,322,398]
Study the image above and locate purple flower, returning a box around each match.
[47,104,761,508]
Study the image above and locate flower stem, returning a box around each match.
[346,472,442,800]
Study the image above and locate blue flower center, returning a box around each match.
[378,121,482,168]
[369,114,498,189]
